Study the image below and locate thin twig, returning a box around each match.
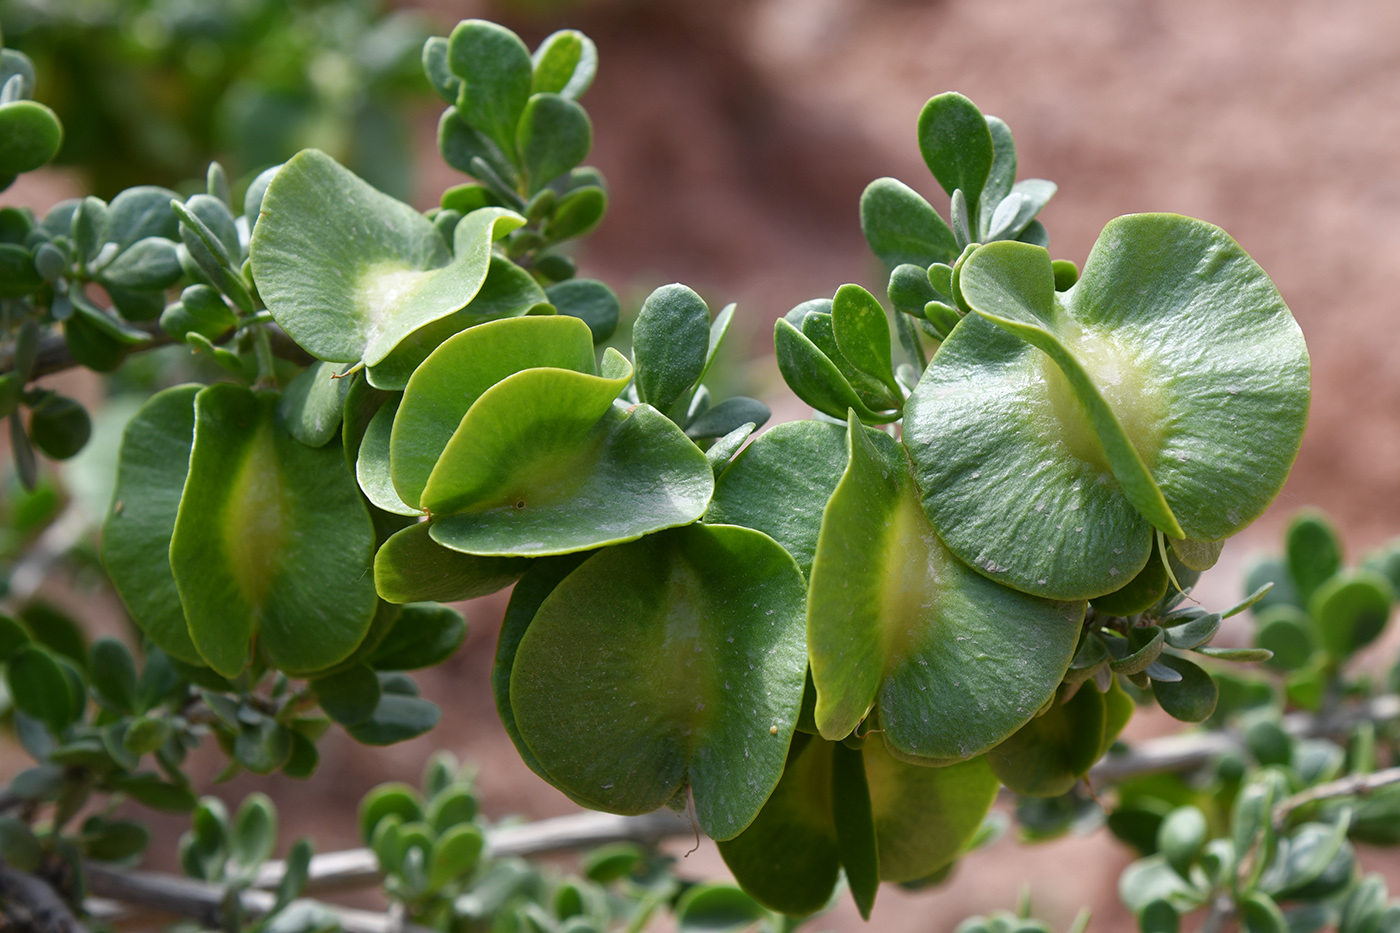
[0,860,88,933]
[83,864,432,933]
[1274,765,1400,824]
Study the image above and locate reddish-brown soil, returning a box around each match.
[11,0,1400,929]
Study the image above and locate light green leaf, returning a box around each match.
[704,419,847,576]
[429,823,484,888]
[278,361,352,448]
[510,524,807,840]
[392,315,598,509]
[357,396,418,516]
[531,30,598,99]
[1309,570,1393,658]
[375,521,529,604]
[832,284,899,398]
[808,414,1083,760]
[0,101,63,176]
[917,93,994,220]
[1288,510,1343,605]
[978,116,1017,235]
[101,385,203,664]
[447,20,534,160]
[859,177,958,269]
[251,149,523,366]
[169,384,378,677]
[632,283,710,414]
[517,93,591,193]
[424,373,711,558]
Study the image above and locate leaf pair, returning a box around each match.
[718,735,998,918]
[496,524,809,842]
[370,315,713,602]
[250,149,529,377]
[774,287,903,424]
[905,214,1310,600]
[103,384,378,677]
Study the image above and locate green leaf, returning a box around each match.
[313,663,381,726]
[1310,570,1392,658]
[0,817,41,872]
[346,694,440,746]
[89,637,138,713]
[278,362,352,448]
[102,385,203,664]
[1239,892,1286,933]
[0,615,30,661]
[831,740,879,919]
[809,415,1082,760]
[917,93,994,219]
[632,284,710,414]
[532,29,598,99]
[368,602,467,670]
[1152,654,1218,723]
[545,185,607,241]
[437,109,516,183]
[978,115,1017,235]
[0,101,63,176]
[517,93,591,193]
[107,186,179,249]
[429,823,484,888]
[0,244,42,298]
[110,771,196,812]
[1168,536,1224,573]
[675,884,767,933]
[1254,605,1314,670]
[685,397,771,440]
[366,254,547,391]
[230,792,278,875]
[28,393,90,460]
[425,783,478,833]
[1139,900,1180,933]
[546,278,619,343]
[169,384,378,677]
[375,521,528,604]
[8,645,74,733]
[251,149,524,366]
[909,214,1308,598]
[1157,806,1207,877]
[272,838,313,914]
[859,177,958,269]
[357,395,418,516]
[801,310,899,411]
[832,284,899,398]
[1107,628,1166,676]
[235,717,293,774]
[424,373,711,558]
[716,735,841,916]
[358,783,422,844]
[1092,556,1168,617]
[447,20,534,160]
[988,684,1105,796]
[391,315,597,509]
[774,319,897,424]
[510,524,808,840]
[422,37,460,104]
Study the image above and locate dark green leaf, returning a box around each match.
[859,177,958,269]
[675,884,767,933]
[1310,570,1393,658]
[517,93,591,193]
[88,637,138,713]
[917,93,994,219]
[313,664,381,726]
[544,185,606,241]
[546,278,618,342]
[632,283,710,413]
[1152,655,1218,723]
[346,695,440,746]
[8,645,74,733]
[831,741,879,919]
[109,772,196,812]
[988,684,1104,797]
[685,397,771,439]
[368,602,467,671]
[28,393,90,460]
[447,20,534,158]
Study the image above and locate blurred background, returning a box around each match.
[3,0,1398,928]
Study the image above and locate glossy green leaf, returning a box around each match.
[366,254,548,393]
[169,384,378,677]
[101,385,202,664]
[313,663,381,726]
[0,101,63,176]
[8,645,74,733]
[546,278,619,343]
[510,524,807,840]
[632,283,710,413]
[801,310,899,411]
[809,415,1083,760]
[1169,536,1224,573]
[357,396,417,516]
[1152,654,1218,723]
[1310,570,1393,657]
[716,735,841,915]
[252,149,523,366]
[375,521,529,604]
[917,93,994,217]
[425,374,710,558]
[368,602,467,671]
[989,684,1105,796]
[859,177,958,269]
[518,93,591,192]
[278,362,352,448]
[864,740,997,883]
[531,30,597,99]
[391,315,597,508]
[447,20,534,159]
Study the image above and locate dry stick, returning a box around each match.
[0,860,89,933]
[1273,764,1400,824]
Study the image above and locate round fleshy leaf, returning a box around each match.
[277,361,352,448]
[1288,510,1342,605]
[357,397,418,516]
[509,524,808,840]
[0,101,63,176]
[446,20,534,160]
[374,522,530,604]
[704,419,847,577]
[917,93,994,215]
[367,602,467,671]
[517,93,591,193]
[392,315,598,509]
[1151,654,1218,723]
[101,385,203,664]
[251,149,523,366]
[366,254,546,391]
[859,177,958,270]
[774,319,897,424]
[531,29,597,99]
[831,284,899,399]
[632,284,710,415]
[716,735,841,916]
[987,684,1106,797]
[169,384,378,677]
[546,278,619,343]
[865,741,998,883]
[809,414,1083,760]
[1309,570,1393,658]
[1255,605,1315,671]
[424,376,711,558]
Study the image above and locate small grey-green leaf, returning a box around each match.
[632,283,709,413]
